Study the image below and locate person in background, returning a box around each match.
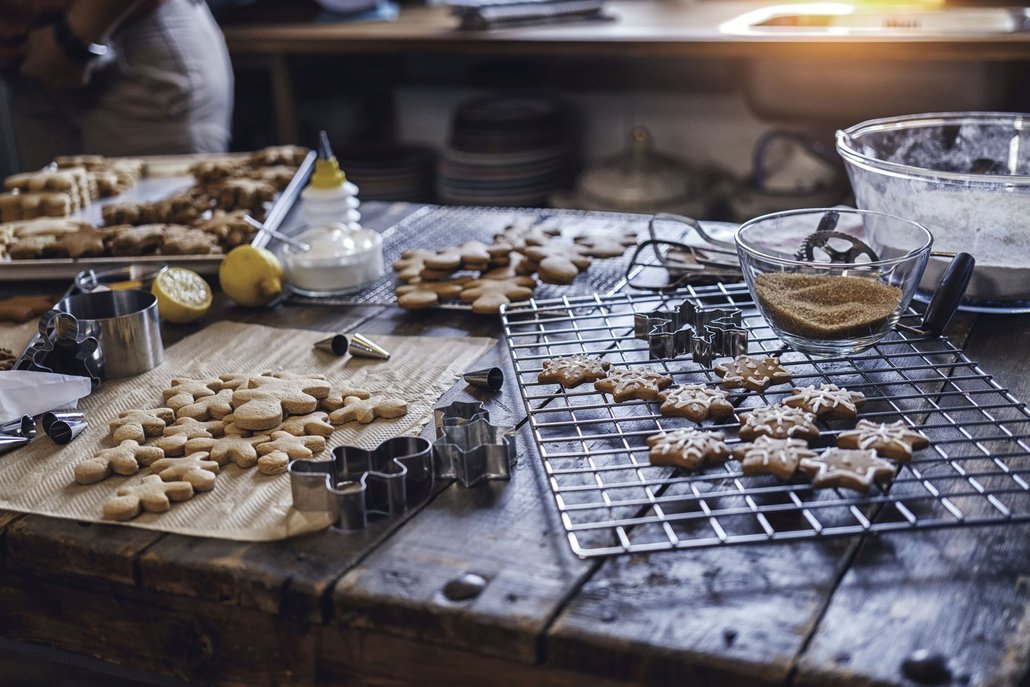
[0,0,233,170]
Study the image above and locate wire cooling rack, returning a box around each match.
[501,284,1030,558]
[288,205,654,307]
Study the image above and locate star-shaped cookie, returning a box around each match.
[732,436,816,480]
[837,419,929,462]
[657,384,734,422]
[798,448,897,494]
[714,355,792,392]
[593,366,673,402]
[538,354,611,388]
[784,384,865,420]
[646,429,729,470]
[738,404,819,442]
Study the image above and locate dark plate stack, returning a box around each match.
[337,145,435,202]
[437,95,572,207]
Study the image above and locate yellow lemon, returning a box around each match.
[219,245,284,308]
[152,267,212,324]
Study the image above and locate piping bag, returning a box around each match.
[0,370,92,425]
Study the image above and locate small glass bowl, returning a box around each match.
[735,208,933,356]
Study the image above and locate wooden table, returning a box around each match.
[1,202,1029,686]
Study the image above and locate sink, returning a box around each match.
[720,2,1030,35]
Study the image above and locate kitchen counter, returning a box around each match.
[0,201,1028,686]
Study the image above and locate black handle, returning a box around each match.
[921,252,976,336]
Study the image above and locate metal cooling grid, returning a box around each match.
[288,205,653,307]
[501,284,1030,558]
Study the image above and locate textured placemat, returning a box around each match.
[0,322,494,540]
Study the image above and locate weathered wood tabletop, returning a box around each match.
[1,202,1028,687]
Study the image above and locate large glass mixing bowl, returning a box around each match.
[836,112,1030,309]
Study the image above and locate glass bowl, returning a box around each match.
[735,208,932,356]
[836,112,1030,305]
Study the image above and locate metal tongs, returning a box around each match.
[624,213,742,291]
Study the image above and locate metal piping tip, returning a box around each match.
[348,333,390,360]
[41,411,85,435]
[314,335,350,357]
[48,419,88,445]
[1,415,36,440]
[0,432,30,456]
[463,367,504,391]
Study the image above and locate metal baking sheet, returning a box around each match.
[0,151,315,282]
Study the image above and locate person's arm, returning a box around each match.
[20,0,146,90]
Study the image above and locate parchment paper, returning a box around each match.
[0,321,494,540]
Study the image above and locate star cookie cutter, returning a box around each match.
[289,436,434,530]
[433,415,516,488]
[633,299,748,367]
[433,399,490,437]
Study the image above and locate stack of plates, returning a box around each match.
[437,95,572,207]
[337,145,435,202]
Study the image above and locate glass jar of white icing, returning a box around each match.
[281,223,383,297]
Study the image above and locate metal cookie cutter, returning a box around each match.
[17,311,103,389]
[433,415,516,488]
[434,400,489,437]
[633,299,748,367]
[289,436,434,530]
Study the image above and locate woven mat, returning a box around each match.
[0,321,494,541]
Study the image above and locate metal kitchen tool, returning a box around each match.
[463,367,504,391]
[0,433,30,456]
[48,418,88,445]
[633,299,748,366]
[17,311,103,389]
[433,415,516,488]
[624,213,742,291]
[313,335,349,356]
[41,411,85,435]
[0,415,36,440]
[434,400,489,437]
[289,436,434,530]
[313,333,390,360]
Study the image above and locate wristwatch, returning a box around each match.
[51,14,110,64]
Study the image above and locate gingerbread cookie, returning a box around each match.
[459,276,536,314]
[184,434,271,469]
[189,158,244,184]
[8,235,57,259]
[46,227,106,259]
[236,375,331,416]
[783,384,865,420]
[176,388,234,421]
[738,404,820,442]
[0,294,55,323]
[647,429,730,470]
[257,450,290,476]
[155,418,226,455]
[162,378,219,410]
[256,431,326,460]
[574,233,637,258]
[538,354,611,388]
[392,249,438,282]
[798,448,897,494]
[150,453,220,492]
[247,165,296,191]
[274,412,334,437]
[520,242,592,285]
[250,145,309,167]
[162,227,222,255]
[395,276,473,308]
[107,224,166,256]
[227,393,284,431]
[657,384,734,422]
[714,355,792,392]
[322,385,372,411]
[195,210,254,249]
[837,419,929,462]
[329,396,408,425]
[593,366,673,402]
[109,408,175,444]
[103,474,195,521]
[732,436,816,480]
[74,440,165,484]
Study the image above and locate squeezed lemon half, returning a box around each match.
[152,267,213,324]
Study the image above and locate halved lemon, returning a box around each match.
[152,267,213,324]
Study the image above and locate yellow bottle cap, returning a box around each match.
[309,156,346,190]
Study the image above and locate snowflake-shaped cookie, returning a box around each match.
[732,436,816,480]
[714,355,792,392]
[738,404,819,442]
[784,384,865,420]
[538,354,611,388]
[646,429,729,470]
[837,419,929,462]
[657,384,734,422]
[798,448,897,494]
[594,366,673,402]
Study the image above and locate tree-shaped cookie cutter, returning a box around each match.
[633,299,748,367]
[433,415,516,488]
[289,436,434,530]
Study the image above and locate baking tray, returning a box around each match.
[0,151,316,282]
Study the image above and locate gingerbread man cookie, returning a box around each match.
[520,242,592,285]
[329,396,408,425]
[395,276,473,308]
[657,384,734,423]
[322,385,372,411]
[738,404,820,442]
[103,474,195,521]
[714,355,792,392]
[74,440,165,485]
[150,453,220,492]
[798,448,897,494]
[732,436,816,480]
[109,408,175,444]
[162,378,219,411]
[184,434,271,469]
[257,450,291,476]
[274,412,334,437]
[573,233,637,258]
[538,354,611,388]
[459,276,536,314]
[837,419,929,462]
[154,418,226,455]
[392,249,438,282]
[257,431,326,460]
[176,388,234,421]
[647,429,730,470]
[593,366,673,402]
[783,384,865,420]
